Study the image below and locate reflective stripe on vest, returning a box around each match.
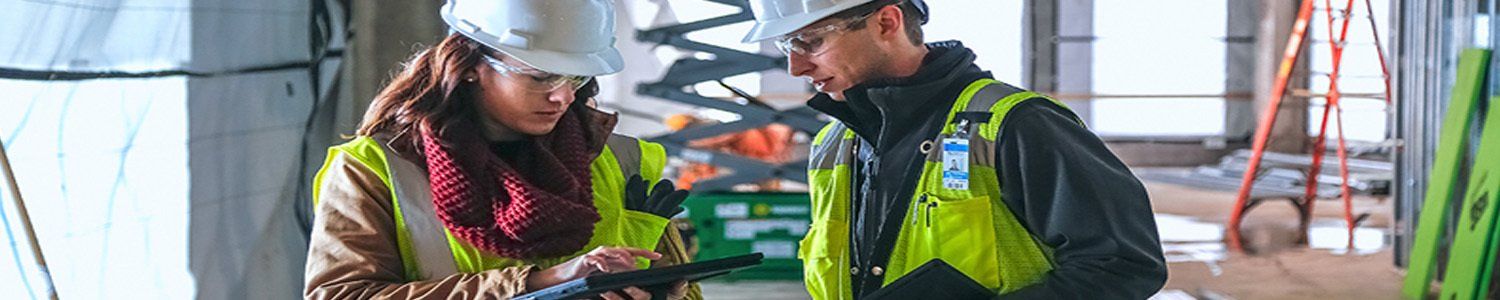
[314,134,669,281]
[802,79,1081,299]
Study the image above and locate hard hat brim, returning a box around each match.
[741,0,868,43]
[440,0,624,77]
[447,26,625,77]
[489,42,624,77]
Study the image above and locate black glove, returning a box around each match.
[624,174,689,218]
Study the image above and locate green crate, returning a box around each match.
[680,192,811,281]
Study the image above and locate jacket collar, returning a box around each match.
[806,40,988,144]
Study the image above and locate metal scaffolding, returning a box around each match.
[633,0,824,192]
[1391,0,1481,268]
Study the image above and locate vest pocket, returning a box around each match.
[919,194,1003,290]
[799,220,849,300]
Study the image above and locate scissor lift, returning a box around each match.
[634,0,826,192]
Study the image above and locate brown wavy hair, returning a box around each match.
[356,33,599,154]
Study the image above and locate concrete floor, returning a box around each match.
[696,174,1406,299]
[1147,179,1404,300]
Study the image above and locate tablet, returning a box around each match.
[514,252,764,300]
[864,259,995,300]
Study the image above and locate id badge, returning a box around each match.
[941,137,970,190]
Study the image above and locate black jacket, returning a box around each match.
[806,41,1167,299]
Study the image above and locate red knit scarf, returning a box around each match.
[420,112,600,259]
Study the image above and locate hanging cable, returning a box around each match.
[293,0,349,237]
[0,52,342,81]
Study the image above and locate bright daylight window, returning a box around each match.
[1307,0,1391,142]
[1093,0,1228,137]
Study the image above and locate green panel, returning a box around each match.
[1439,95,1500,300]
[682,192,810,281]
[1405,48,1491,299]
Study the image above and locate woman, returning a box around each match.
[303,1,699,299]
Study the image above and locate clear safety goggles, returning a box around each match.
[772,12,875,56]
[481,54,593,93]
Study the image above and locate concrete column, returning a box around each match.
[1225,0,1260,139]
[347,1,446,112]
[187,1,321,298]
[1025,0,1093,123]
[1254,0,1311,153]
[1023,0,1057,92]
[1057,0,1093,123]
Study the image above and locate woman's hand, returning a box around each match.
[524,246,662,291]
[600,286,651,300]
[624,175,689,218]
[664,280,689,299]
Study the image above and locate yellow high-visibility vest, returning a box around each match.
[313,134,670,280]
[802,79,1080,299]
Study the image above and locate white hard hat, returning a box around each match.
[441,0,623,76]
[741,0,874,43]
[741,0,929,43]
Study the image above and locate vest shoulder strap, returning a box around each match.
[318,136,392,201]
[812,121,848,147]
[605,134,666,183]
[964,81,1028,114]
[606,134,644,181]
[809,121,856,170]
[958,79,1084,141]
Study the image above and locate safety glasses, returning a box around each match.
[772,11,875,56]
[480,54,593,93]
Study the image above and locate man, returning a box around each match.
[742,0,1167,298]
